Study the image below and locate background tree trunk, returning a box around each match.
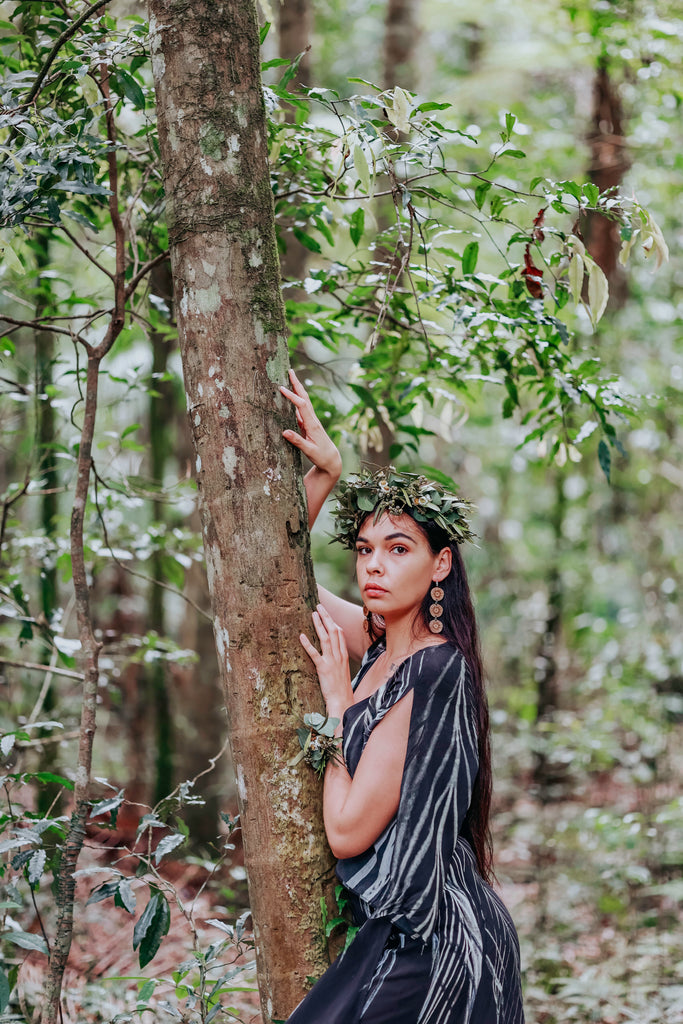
[277,0,313,286]
[383,0,421,91]
[582,60,630,304]
[147,1,334,1018]
[278,0,311,91]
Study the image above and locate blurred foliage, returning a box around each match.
[0,0,681,1020]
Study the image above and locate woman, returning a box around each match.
[280,370,524,1024]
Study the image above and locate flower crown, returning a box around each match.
[331,467,476,549]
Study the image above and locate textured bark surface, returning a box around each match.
[147,2,334,1018]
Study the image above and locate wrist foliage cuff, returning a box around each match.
[289,712,343,778]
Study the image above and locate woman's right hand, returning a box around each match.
[280,369,342,481]
[300,604,353,722]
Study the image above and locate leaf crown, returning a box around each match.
[331,467,476,549]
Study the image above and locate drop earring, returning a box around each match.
[429,582,444,634]
[362,604,372,634]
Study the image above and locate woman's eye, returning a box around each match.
[356,546,371,555]
[392,545,408,554]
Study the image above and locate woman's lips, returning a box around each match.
[364,585,388,596]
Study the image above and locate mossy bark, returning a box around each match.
[147,1,334,1018]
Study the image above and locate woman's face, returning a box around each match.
[355,512,451,627]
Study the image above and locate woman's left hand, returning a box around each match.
[280,370,342,481]
[300,604,353,722]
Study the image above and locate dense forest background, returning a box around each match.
[1,0,681,1021]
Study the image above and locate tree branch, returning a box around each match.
[0,314,78,342]
[0,658,84,683]
[39,52,129,1024]
[125,248,171,299]
[58,224,115,281]
[24,0,113,106]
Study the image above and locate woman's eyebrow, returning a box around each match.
[358,532,417,548]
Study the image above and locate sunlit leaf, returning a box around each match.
[568,253,584,303]
[587,261,609,326]
[353,144,371,195]
[4,931,48,955]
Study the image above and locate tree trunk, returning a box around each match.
[278,0,311,91]
[148,260,175,805]
[383,0,421,92]
[277,0,312,286]
[582,60,630,304]
[147,2,334,1018]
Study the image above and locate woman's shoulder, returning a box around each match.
[407,642,473,705]
[409,639,466,673]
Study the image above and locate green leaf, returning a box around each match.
[353,144,371,195]
[154,832,185,865]
[587,260,609,326]
[161,554,185,590]
[500,149,525,159]
[280,51,305,88]
[474,180,491,210]
[490,195,504,219]
[347,76,382,90]
[349,207,365,247]
[90,791,124,819]
[115,68,145,109]
[0,236,23,273]
[416,101,451,112]
[87,879,121,905]
[583,182,600,206]
[259,21,271,44]
[4,930,48,955]
[568,253,584,303]
[27,849,46,887]
[461,241,479,276]
[133,890,171,968]
[292,227,322,254]
[115,878,136,914]
[598,439,611,483]
[561,180,582,202]
[261,57,291,71]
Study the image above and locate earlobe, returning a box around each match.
[435,547,452,581]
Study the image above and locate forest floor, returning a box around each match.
[10,736,683,1024]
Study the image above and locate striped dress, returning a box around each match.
[287,640,524,1024]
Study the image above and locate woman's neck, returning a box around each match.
[381,617,441,667]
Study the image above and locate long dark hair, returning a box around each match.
[363,513,494,883]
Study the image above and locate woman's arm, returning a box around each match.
[280,370,342,528]
[302,605,411,858]
[281,371,367,660]
[323,692,413,858]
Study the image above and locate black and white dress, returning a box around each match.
[287,640,525,1024]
